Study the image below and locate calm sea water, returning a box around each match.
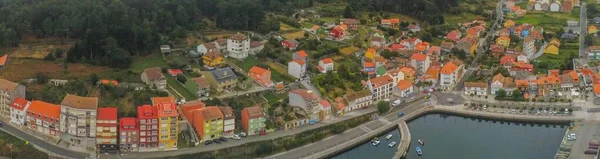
[331,114,568,159]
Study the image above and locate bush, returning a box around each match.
[377,101,390,114]
[332,123,347,134]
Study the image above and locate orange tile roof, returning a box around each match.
[249,66,269,76]
[410,53,428,61]
[0,54,7,66]
[440,62,458,75]
[199,106,224,121]
[152,96,175,106]
[364,61,375,67]
[28,100,61,120]
[321,58,334,64]
[397,80,412,90]
[373,55,388,63]
[595,84,600,95]
[369,75,393,88]
[292,59,305,65]
[97,108,118,121]
[296,50,308,58]
[11,97,29,111]
[515,79,529,87]
[464,82,488,88]
[312,25,320,30]
[424,66,440,80]
[400,67,416,76]
[497,35,510,42]
[549,69,560,77]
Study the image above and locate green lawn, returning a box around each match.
[130,53,168,73]
[230,56,258,71]
[165,75,198,100]
[445,13,484,26]
[0,131,48,159]
[317,17,338,23]
[301,22,316,29]
[534,48,577,74]
[263,92,281,105]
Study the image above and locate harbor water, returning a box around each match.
[331,113,568,159]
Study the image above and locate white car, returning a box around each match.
[231,135,241,140]
[392,100,402,106]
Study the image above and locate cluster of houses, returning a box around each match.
[0,77,268,152]
[194,32,264,66]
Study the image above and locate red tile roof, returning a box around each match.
[397,80,412,90]
[440,62,458,75]
[97,108,118,121]
[500,55,516,65]
[249,66,270,76]
[410,53,428,61]
[369,75,393,88]
[296,50,308,58]
[321,58,334,64]
[290,89,318,100]
[167,69,183,76]
[137,105,158,119]
[0,54,7,66]
[119,118,138,130]
[28,101,61,120]
[292,59,305,65]
[11,97,29,111]
[319,99,331,107]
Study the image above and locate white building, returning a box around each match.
[289,89,322,122]
[410,53,431,74]
[227,33,250,60]
[366,74,394,101]
[439,60,464,90]
[550,1,561,12]
[517,54,528,63]
[249,41,264,55]
[523,36,536,57]
[59,94,98,150]
[394,80,414,97]
[288,60,307,79]
[464,82,488,96]
[0,78,26,118]
[317,58,334,73]
[9,97,30,125]
[218,106,235,137]
[343,90,373,112]
[196,42,218,55]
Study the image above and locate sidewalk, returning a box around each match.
[462,94,572,107]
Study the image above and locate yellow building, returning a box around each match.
[496,35,510,48]
[544,44,559,55]
[365,48,376,60]
[399,67,416,83]
[193,107,224,142]
[470,41,479,56]
[589,25,598,35]
[202,51,224,67]
[549,38,561,47]
[504,20,515,28]
[152,97,179,150]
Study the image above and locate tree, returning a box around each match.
[495,67,510,77]
[36,72,49,84]
[511,89,522,100]
[585,34,595,46]
[377,101,390,114]
[89,73,99,85]
[380,49,400,59]
[497,89,507,99]
[344,6,354,18]
[176,74,187,83]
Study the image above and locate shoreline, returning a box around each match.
[320,105,575,159]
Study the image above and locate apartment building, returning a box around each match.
[218,106,235,137]
[119,117,139,152]
[241,106,266,136]
[10,97,30,125]
[0,78,26,118]
[97,108,118,152]
[27,100,61,137]
[152,97,178,151]
[227,33,250,60]
[59,94,98,149]
[367,75,394,101]
[137,105,159,151]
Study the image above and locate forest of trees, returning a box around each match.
[347,0,461,25]
[0,0,288,68]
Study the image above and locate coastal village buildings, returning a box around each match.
[10,97,30,125]
[410,53,430,74]
[119,117,139,152]
[141,67,166,89]
[192,106,224,142]
[59,94,98,149]
[288,60,307,79]
[289,89,328,122]
[137,105,159,151]
[248,66,273,87]
[96,108,118,152]
[26,100,61,137]
[152,97,178,151]
[0,78,26,118]
[241,106,266,136]
[218,106,235,138]
[440,59,464,90]
[343,90,373,112]
[227,33,251,60]
[204,67,238,93]
[317,58,334,73]
[464,82,488,96]
[367,75,394,101]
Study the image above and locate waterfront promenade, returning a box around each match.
[268,102,577,159]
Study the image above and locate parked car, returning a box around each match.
[219,137,228,142]
[309,120,318,125]
[392,100,402,107]
[260,131,267,136]
[231,135,241,140]
[204,140,213,145]
[213,139,222,144]
[398,112,404,117]
[240,132,247,137]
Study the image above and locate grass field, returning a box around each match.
[0,58,116,81]
[280,23,300,32]
[445,13,484,26]
[165,75,198,100]
[514,9,579,32]
[317,17,338,23]
[263,92,281,105]
[534,48,577,73]
[283,30,306,40]
[340,46,359,56]
[9,42,74,59]
[301,22,316,29]
[0,131,48,159]
[266,60,295,83]
[229,56,259,72]
[130,53,169,73]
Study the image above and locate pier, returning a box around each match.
[393,121,410,159]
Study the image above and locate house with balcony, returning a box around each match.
[119,117,139,152]
[410,53,430,74]
[523,36,536,56]
[59,94,98,150]
[380,18,400,28]
[185,77,210,98]
[26,100,61,137]
[202,51,225,67]
[152,97,178,151]
[241,106,266,136]
[289,89,324,122]
[281,39,300,50]
[0,78,26,118]
[96,108,118,152]
[204,67,238,93]
[367,75,394,101]
[464,82,488,96]
[10,97,30,125]
[343,90,373,112]
[218,106,235,137]
[137,105,159,152]
[440,59,464,90]
[192,106,224,142]
[248,66,273,87]
[227,33,251,60]
[288,60,307,79]
[587,46,600,60]
[141,67,166,90]
[317,58,334,73]
[394,80,414,97]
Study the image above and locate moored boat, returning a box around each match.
[388,141,397,147]
[372,140,381,146]
[418,139,424,145]
[386,134,393,140]
[416,146,423,156]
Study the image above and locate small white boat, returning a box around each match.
[418,139,424,145]
[416,146,423,156]
[388,141,397,147]
[372,140,381,146]
[386,134,393,140]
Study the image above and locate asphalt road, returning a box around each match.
[0,122,89,159]
[568,121,600,159]
[266,99,429,159]
[580,2,588,60]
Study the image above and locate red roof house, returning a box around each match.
[167,69,183,77]
[446,30,462,42]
